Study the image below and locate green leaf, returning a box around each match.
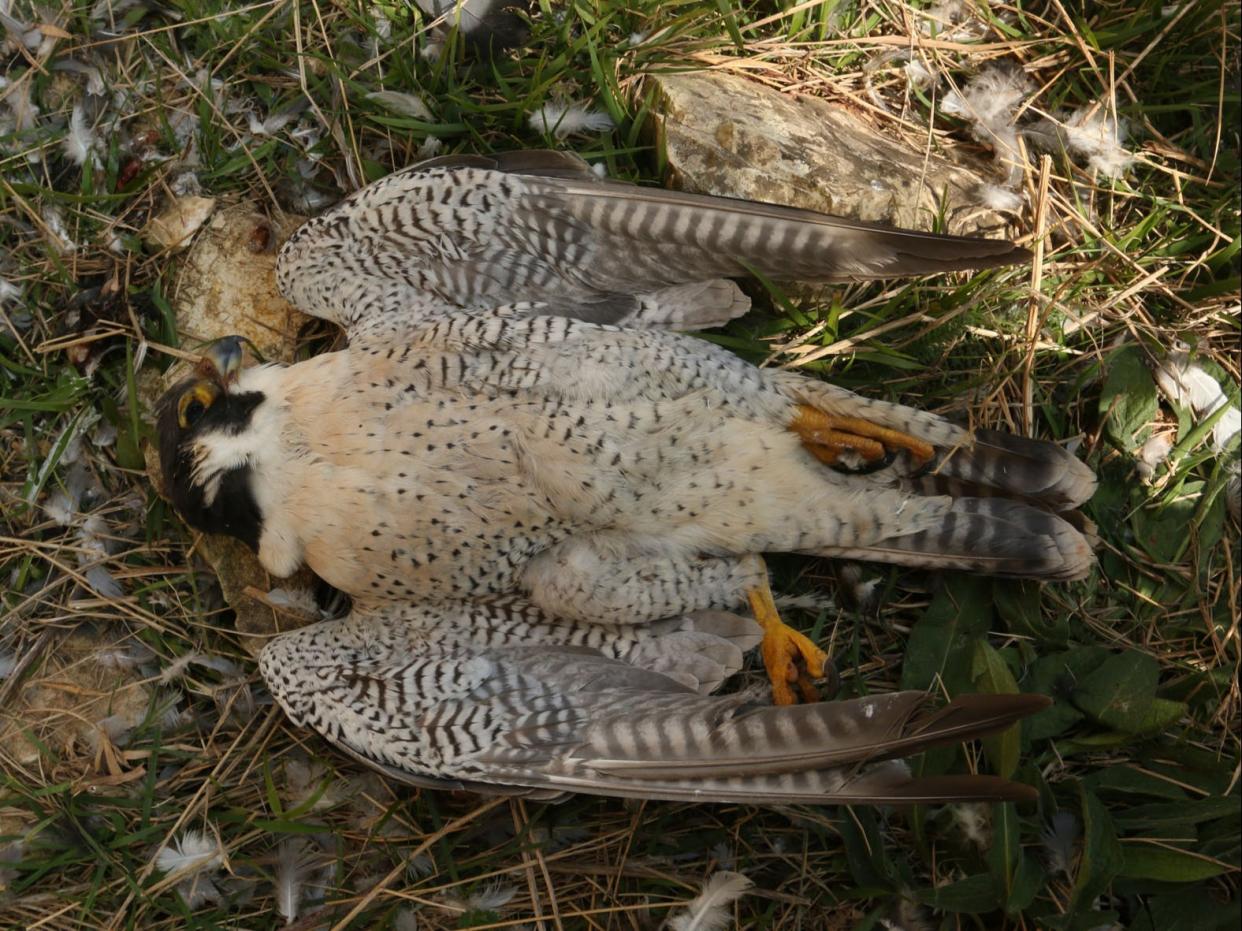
[1114,796,1241,832]
[1099,344,1158,452]
[1072,650,1158,732]
[1068,783,1123,916]
[994,580,1069,644]
[971,641,1021,778]
[1119,844,1231,882]
[1129,697,1188,735]
[915,872,999,913]
[986,802,1042,912]
[837,807,895,892]
[901,577,992,693]
[1023,647,1110,740]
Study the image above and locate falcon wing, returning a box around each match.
[260,605,1048,804]
[276,149,1030,341]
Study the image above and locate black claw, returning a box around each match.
[832,449,897,476]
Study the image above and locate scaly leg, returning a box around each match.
[746,571,830,706]
[790,404,935,467]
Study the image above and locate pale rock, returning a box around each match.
[648,71,1011,244]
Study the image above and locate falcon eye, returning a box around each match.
[177,382,219,429]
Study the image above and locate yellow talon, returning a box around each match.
[747,575,829,706]
[790,404,935,466]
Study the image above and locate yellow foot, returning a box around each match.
[789,404,935,468]
[747,578,830,706]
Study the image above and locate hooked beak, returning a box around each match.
[200,336,244,388]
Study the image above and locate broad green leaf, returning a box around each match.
[1118,844,1231,882]
[1072,650,1158,732]
[915,872,999,913]
[1129,697,1187,735]
[986,802,1042,912]
[971,641,1021,778]
[1099,344,1158,452]
[837,807,895,892]
[1139,891,1242,931]
[1069,783,1123,917]
[993,580,1069,644]
[1023,647,1110,740]
[1114,796,1240,832]
[901,576,992,693]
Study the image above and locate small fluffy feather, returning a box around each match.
[528,101,614,139]
[159,651,243,683]
[952,802,991,848]
[0,651,15,679]
[1136,433,1174,480]
[942,68,1033,185]
[668,872,753,931]
[367,90,433,120]
[1062,107,1134,178]
[274,839,313,925]
[64,106,101,168]
[1153,351,1241,455]
[0,277,20,304]
[1042,810,1078,877]
[155,829,223,877]
[437,880,517,913]
[978,182,1023,211]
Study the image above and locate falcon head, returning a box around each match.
[155,336,266,550]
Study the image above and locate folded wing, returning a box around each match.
[260,605,1048,804]
[276,150,1031,340]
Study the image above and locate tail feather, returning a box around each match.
[813,497,1095,580]
[915,429,1097,511]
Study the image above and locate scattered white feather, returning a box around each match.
[95,641,155,669]
[367,90,433,121]
[155,830,223,877]
[668,872,753,931]
[952,802,991,848]
[590,161,607,179]
[528,101,614,139]
[437,881,517,913]
[1136,433,1174,480]
[53,58,106,96]
[42,207,77,253]
[266,586,328,619]
[275,839,314,925]
[942,67,1033,185]
[1153,351,1241,455]
[64,105,102,168]
[417,135,443,159]
[43,489,76,526]
[0,277,20,305]
[904,57,934,88]
[0,651,16,679]
[1062,107,1133,178]
[977,182,1023,211]
[394,908,420,931]
[159,651,242,683]
[1042,810,1078,877]
[178,874,222,908]
[1,77,39,132]
[1155,351,1241,519]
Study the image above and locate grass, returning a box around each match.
[1,0,1238,928]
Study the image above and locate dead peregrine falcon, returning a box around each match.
[155,150,1090,803]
